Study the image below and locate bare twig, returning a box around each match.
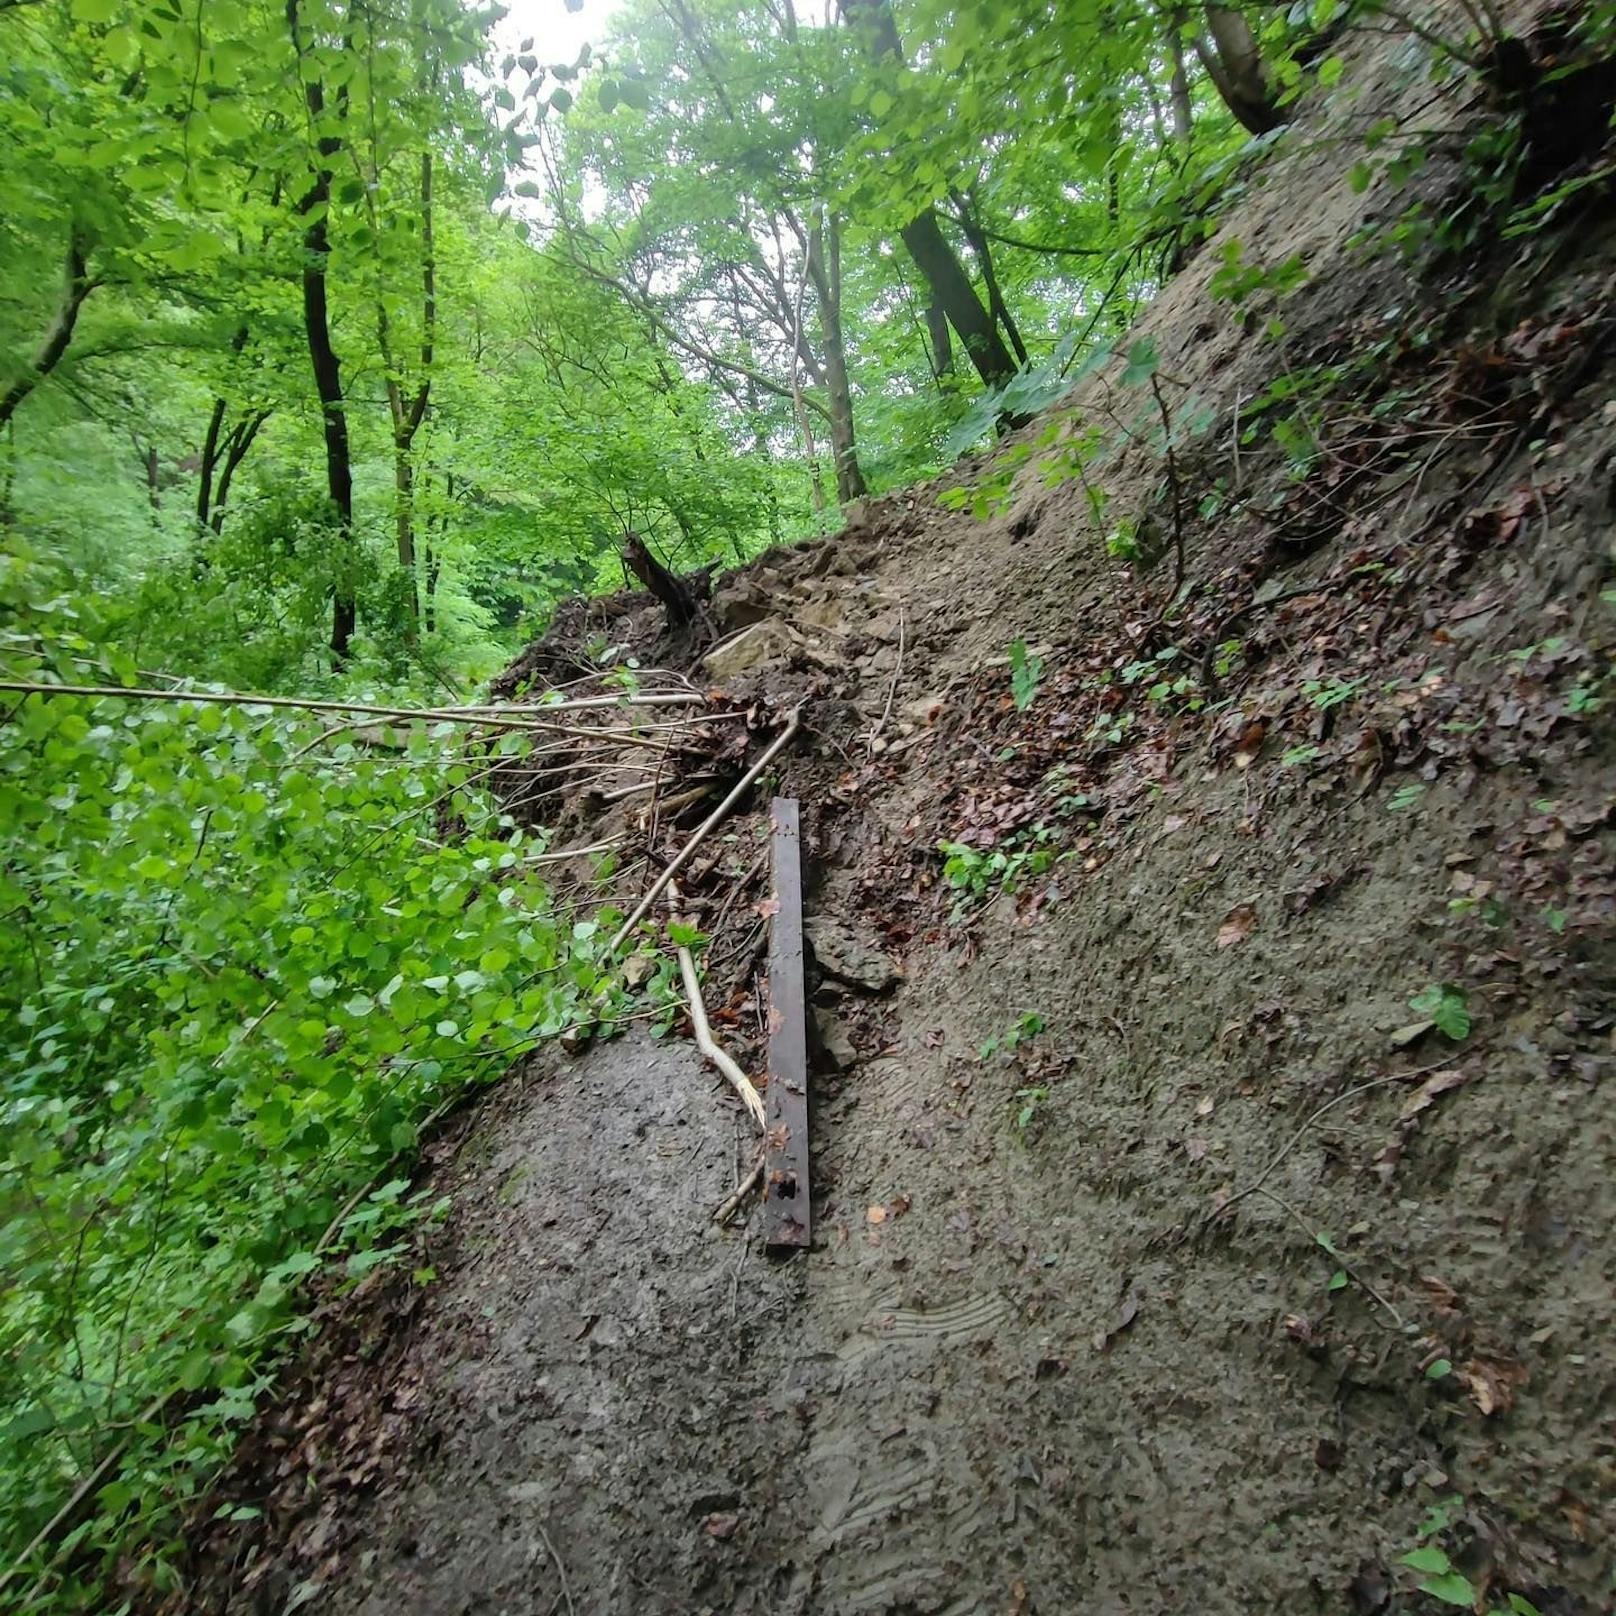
[712,1158,765,1224]
[535,1521,577,1616]
[606,708,802,956]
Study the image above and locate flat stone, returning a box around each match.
[703,620,794,681]
[812,1008,858,1072]
[806,919,902,995]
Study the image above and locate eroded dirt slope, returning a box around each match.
[162,14,1616,1616]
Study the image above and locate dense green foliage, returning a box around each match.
[4,0,1600,1601]
[0,563,626,1601]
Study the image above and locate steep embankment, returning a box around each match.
[161,16,1615,1616]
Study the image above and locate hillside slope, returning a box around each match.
[160,15,1616,1616]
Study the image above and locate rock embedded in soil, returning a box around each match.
[806,918,902,994]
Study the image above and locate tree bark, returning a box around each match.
[210,412,268,535]
[924,296,953,379]
[379,148,436,634]
[1197,4,1286,135]
[1167,14,1194,145]
[951,192,1029,367]
[288,0,356,667]
[805,209,867,503]
[842,0,1020,394]
[0,227,94,430]
[622,532,699,627]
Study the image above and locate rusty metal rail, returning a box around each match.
[762,798,810,1249]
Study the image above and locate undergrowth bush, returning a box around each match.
[0,557,622,1607]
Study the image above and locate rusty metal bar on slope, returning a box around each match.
[762,797,810,1249]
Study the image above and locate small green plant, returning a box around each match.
[980,1009,1046,1061]
[938,828,1062,920]
[1011,1086,1051,1136]
[1409,982,1471,1041]
[1009,637,1045,712]
[1304,675,1365,710]
[1282,744,1320,768]
[1388,782,1426,812]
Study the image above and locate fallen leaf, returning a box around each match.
[1389,1019,1436,1049]
[888,1192,912,1218]
[1314,1437,1344,1471]
[703,1513,739,1540]
[1216,904,1257,948]
[1195,1095,1215,1117]
[866,1205,887,1225]
[1091,1293,1141,1353]
[1233,720,1266,769]
[1184,1135,1209,1161]
[1396,1067,1469,1125]
[1459,1356,1526,1418]
[1421,1275,1463,1315]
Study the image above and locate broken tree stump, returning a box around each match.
[621,531,698,627]
[763,797,810,1249]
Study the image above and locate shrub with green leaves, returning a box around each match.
[0,572,620,1601]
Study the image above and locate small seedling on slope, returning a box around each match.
[1409,982,1471,1041]
[1009,637,1044,711]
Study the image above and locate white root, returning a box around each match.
[675,943,766,1129]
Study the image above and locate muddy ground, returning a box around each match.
[159,13,1616,1616]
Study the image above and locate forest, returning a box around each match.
[4,0,1615,1607]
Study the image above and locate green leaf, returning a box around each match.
[1120,337,1159,387]
[1420,1573,1479,1607]
[1409,983,1470,1041]
[1401,1547,1454,1575]
[549,86,574,113]
[598,80,619,113]
[868,88,895,119]
[1425,1358,1453,1379]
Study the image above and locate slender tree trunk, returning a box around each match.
[806,209,867,503]
[952,192,1029,367]
[210,412,268,535]
[924,296,953,380]
[1168,17,1194,145]
[288,0,356,667]
[843,0,1019,394]
[1197,4,1286,135]
[378,150,435,637]
[0,227,94,430]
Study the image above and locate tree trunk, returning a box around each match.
[805,209,867,503]
[1197,4,1286,135]
[924,296,953,380]
[952,192,1029,367]
[1168,19,1194,145]
[0,227,94,430]
[622,532,698,627]
[379,148,435,636]
[843,0,1019,394]
[210,412,267,535]
[288,0,356,668]
[899,210,1019,391]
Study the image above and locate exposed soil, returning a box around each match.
[156,14,1616,1616]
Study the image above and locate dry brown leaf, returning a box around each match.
[1459,1356,1527,1418]
[866,1204,887,1225]
[1396,1068,1469,1125]
[1216,903,1257,948]
[1233,720,1266,769]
